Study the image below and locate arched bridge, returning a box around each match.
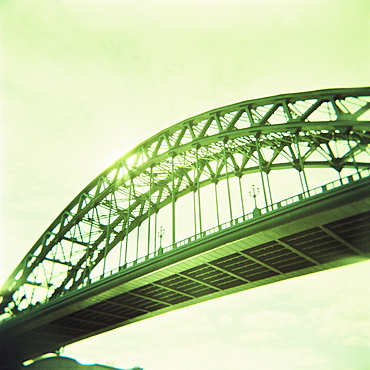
[1,87,370,367]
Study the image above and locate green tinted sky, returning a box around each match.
[1,0,370,369]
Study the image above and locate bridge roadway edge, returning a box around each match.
[1,177,369,367]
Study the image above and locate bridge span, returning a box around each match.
[1,87,369,368]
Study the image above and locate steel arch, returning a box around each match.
[1,87,370,316]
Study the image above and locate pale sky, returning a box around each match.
[1,0,370,369]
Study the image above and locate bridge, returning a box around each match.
[1,87,370,368]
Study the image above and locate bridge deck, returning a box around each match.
[1,177,369,366]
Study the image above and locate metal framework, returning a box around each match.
[1,87,369,317]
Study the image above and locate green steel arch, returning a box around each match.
[1,87,370,317]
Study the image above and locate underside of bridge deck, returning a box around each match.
[1,177,369,368]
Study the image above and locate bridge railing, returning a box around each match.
[88,168,369,286]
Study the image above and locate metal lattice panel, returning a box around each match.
[280,228,360,263]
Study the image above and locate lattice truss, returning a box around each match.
[1,87,370,315]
